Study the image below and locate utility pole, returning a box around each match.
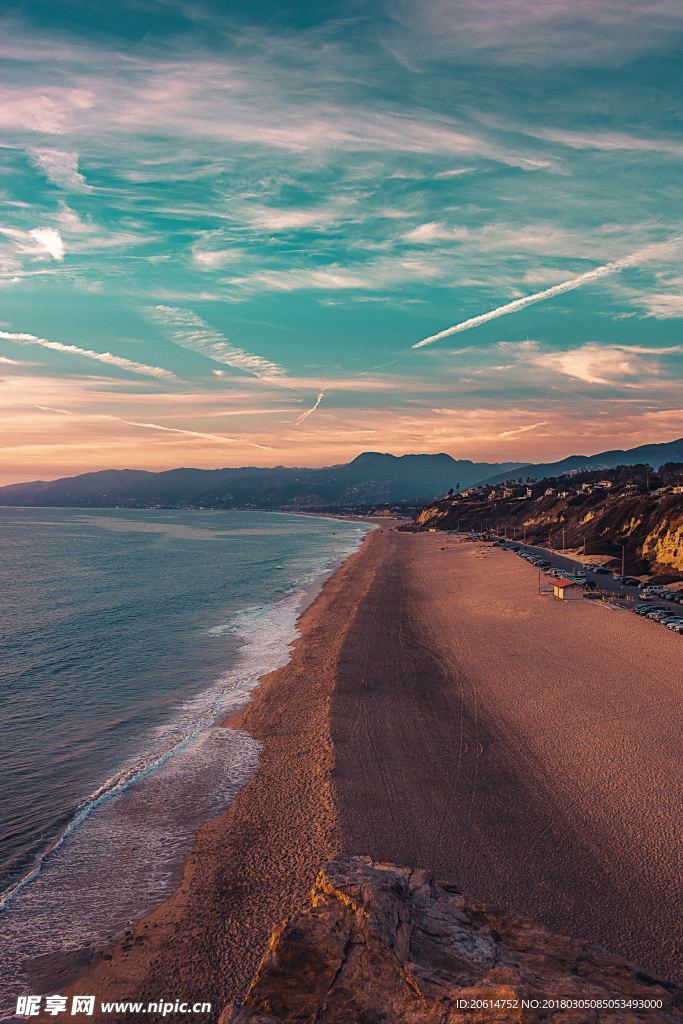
[621,542,625,576]
[548,529,551,549]
[583,534,586,557]
[562,527,565,553]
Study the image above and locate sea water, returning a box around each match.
[0,508,372,1014]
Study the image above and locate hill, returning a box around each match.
[413,462,683,580]
[0,453,521,510]
[3,437,682,512]
[479,436,683,487]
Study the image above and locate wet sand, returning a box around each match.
[64,528,681,1019]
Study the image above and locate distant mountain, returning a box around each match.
[478,436,683,487]
[0,453,522,510]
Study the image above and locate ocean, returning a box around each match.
[0,507,372,1014]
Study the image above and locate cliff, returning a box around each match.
[220,855,681,1023]
[414,476,683,579]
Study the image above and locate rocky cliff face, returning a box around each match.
[221,855,681,1023]
[415,491,683,579]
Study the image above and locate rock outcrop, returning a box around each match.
[414,487,683,579]
[221,855,681,1023]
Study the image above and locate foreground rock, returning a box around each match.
[221,855,681,1023]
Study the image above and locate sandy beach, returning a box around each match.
[63,527,682,1018]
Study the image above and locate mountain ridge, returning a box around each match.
[1,437,681,509]
[478,436,683,487]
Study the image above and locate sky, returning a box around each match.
[1,0,683,484]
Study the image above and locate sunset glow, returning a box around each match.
[1,1,682,481]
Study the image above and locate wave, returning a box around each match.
[0,522,370,917]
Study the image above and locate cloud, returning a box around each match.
[403,222,457,244]
[192,248,241,270]
[414,236,683,347]
[229,252,450,294]
[295,389,326,425]
[499,420,548,437]
[526,341,683,385]
[148,306,285,378]
[434,167,476,179]
[0,27,546,169]
[28,148,90,190]
[237,203,346,232]
[533,345,638,385]
[34,404,72,414]
[29,227,65,261]
[0,329,176,380]
[29,402,274,451]
[633,280,683,319]
[0,86,95,133]
[1,225,65,262]
[121,418,273,450]
[527,128,683,157]
[231,267,369,292]
[391,0,683,67]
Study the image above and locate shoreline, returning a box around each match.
[2,512,376,1018]
[36,525,683,1019]
[51,525,393,1018]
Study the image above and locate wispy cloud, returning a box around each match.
[28,148,90,190]
[527,127,683,157]
[295,389,326,425]
[499,420,548,437]
[121,418,273,450]
[0,329,176,380]
[148,306,285,379]
[414,236,683,347]
[501,339,683,385]
[29,401,275,451]
[1,225,65,261]
[433,167,476,179]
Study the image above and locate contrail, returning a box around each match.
[32,405,273,451]
[413,237,683,348]
[124,418,273,450]
[295,389,325,425]
[1,329,176,380]
[499,420,548,438]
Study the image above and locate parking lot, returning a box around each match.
[488,537,683,635]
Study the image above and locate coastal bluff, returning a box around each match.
[221,855,681,1024]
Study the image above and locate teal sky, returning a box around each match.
[1,0,683,483]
